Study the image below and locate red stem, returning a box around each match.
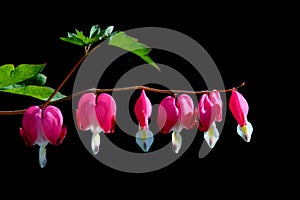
[0,82,245,115]
[41,53,88,109]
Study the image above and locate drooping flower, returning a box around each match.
[76,93,100,154]
[76,93,101,134]
[95,93,117,134]
[157,94,197,153]
[20,105,67,168]
[134,90,154,152]
[76,93,116,154]
[198,91,223,148]
[209,90,223,123]
[157,96,178,134]
[229,89,253,142]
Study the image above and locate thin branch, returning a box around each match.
[42,43,101,109]
[0,82,245,115]
[41,53,88,109]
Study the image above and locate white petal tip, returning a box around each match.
[92,147,99,155]
[172,145,180,153]
[172,132,182,153]
[39,144,47,168]
[91,133,100,155]
[204,123,220,148]
[237,122,253,142]
[136,129,154,152]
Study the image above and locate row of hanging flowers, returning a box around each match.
[1,25,253,168]
[19,87,252,168]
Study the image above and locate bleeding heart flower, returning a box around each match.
[20,105,67,168]
[134,90,154,152]
[157,94,197,153]
[157,96,178,134]
[76,92,116,155]
[198,91,223,148]
[229,89,253,142]
[209,90,223,123]
[76,93,101,135]
[198,94,213,132]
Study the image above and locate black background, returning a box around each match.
[0,2,285,197]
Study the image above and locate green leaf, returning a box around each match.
[0,64,46,87]
[75,29,86,41]
[0,85,66,102]
[108,31,160,71]
[60,36,85,46]
[90,24,101,38]
[0,83,24,90]
[103,26,114,37]
[61,25,116,47]
[67,32,73,37]
[84,37,100,45]
[20,73,47,86]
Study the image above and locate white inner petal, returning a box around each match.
[237,120,253,142]
[204,122,220,148]
[39,143,48,168]
[91,133,101,155]
[136,128,154,152]
[172,131,182,153]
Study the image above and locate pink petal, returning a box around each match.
[134,90,152,129]
[20,106,42,146]
[157,96,179,134]
[42,106,66,145]
[177,94,196,130]
[96,93,117,133]
[229,90,249,126]
[209,91,223,122]
[198,94,214,132]
[76,93,97,131]
[56,126,67,145]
